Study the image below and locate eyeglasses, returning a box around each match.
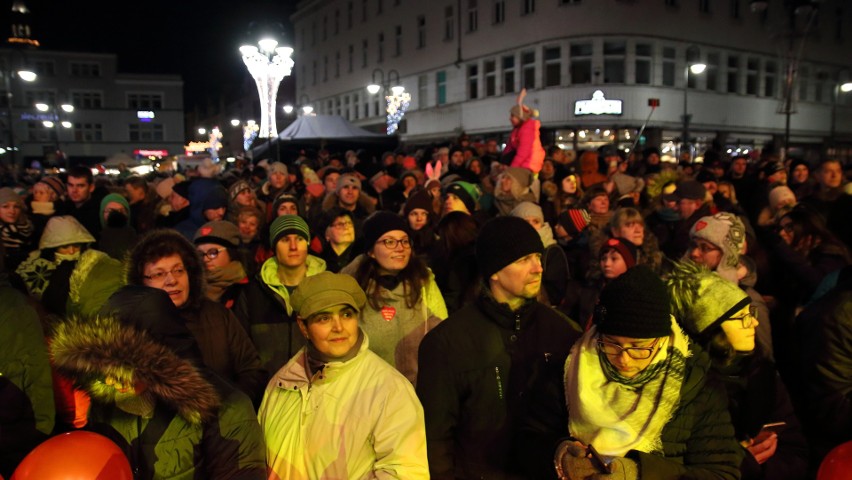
[726,305,758,328]
[330,220,354,229]
[143,266,186,282]
[198,247,225,260]
[688,240,721,254]
[597,337,660,360]
[776,222,794,234]
[376,237,411,249]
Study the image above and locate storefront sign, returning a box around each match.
[134,149,169,157]
[137,111,155,123]
[574,90,623,116]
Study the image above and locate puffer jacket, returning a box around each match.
[258,332,428,479]
[341,254,447,385]
[626,345,744,480]
[417,293,581,479]
[233,255,326,376]
[506,118,544,174]
[50,313,266,479]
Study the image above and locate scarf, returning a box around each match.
[305,329,364,379]
[31,201,55,216]
[564,316,690,457]
[204,261,246,302]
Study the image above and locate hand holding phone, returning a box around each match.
[758,421,787,437]
[587,444,612,474]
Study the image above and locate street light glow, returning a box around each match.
[35,103,49,112]
[841,82,852,93]
[17,70,37,82]
[367,84,381,94]
[241,34,295,138]
[61,121,73,128]
[258,38,278,53]
[230,119,241,126]
[42,120,54,128]
[690,63,707,75]
[302,105,314,115]
[198,128,207,135]
[283,104,294,114]
[390,85,405,96]
[61,104,74,113]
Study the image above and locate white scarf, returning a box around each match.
[564,316,690,457]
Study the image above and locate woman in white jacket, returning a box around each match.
[258,271,429,480]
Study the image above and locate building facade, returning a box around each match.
[292,0,852,161]
[2,48,185,167]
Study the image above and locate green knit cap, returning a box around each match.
[269,214,310,248]
[668,261,750,338]
[99,193,131,227]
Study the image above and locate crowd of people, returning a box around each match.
[1,97,851,479]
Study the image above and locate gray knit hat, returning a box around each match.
[688,212,745,283]
[269,214,310,247]
[509,201,543,222]
[0,187,20,206]
[193,220,240,248]
[668,261,751,339]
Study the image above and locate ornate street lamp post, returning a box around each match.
[239,36,294,140]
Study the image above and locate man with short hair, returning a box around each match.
[664,180,712,259]
[64,165,104,239]
[417,216,581,479]
[157,181,191,228]
[802,158,852,248]
[235,214,326,376]
[318,173,374,237]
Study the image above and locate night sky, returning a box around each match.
[10,0,297,113]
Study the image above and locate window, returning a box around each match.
[522,0,535,15]
[377,32,385,62]
[362,39,369,67]
[635,43,652,84]
[27,122,55,142]
[706,53,719,91]
[362,0,368,21]
[746,57,758,95]
[815,71,828,102]
[798,66,809,101]
[730,0,740,18]
[312,60,317,85]
[70,62,101,77]
[312,21,317,45]
[71,91,103,109]
[662,47,676,87]
[344,95,351,120]
[353,93,361,119]
[335,51,341,78]
[726,55,739,93]
[74,122,103,142]
[418,74,429,107]
[764,60,776,97]
[437,70,447,105]
[570,42,593,84]
[445,6,455,40]
[494,0,505,23]
[604,41,626,84]
[323,55,328,81]
[468,64,479,99]
[544,46,561,87]
[521,50,536,88]
[484,59,497,96]
[395,25,402,56]
[503,55,516,93]
[24,90,56,105]
[334,10,340,34]
[348,44,354,72]
[468,0,478,32]
[129,123,164,142]
[33,60,55,77]
[323,15,328,41]
[417,16,426,48]
[127,93,163,110]
[348,1,354,28]
[699,0,710,13]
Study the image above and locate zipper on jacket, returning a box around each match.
[495,367,504,400]
[514,314,521,332]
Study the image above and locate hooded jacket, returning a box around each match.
[259,332,429,479]
[50,287,265,480]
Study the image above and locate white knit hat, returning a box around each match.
[688,212,745,283]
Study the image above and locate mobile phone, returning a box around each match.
[587,444,612,474]
[758,421,787,436]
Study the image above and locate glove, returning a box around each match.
[554,440,600,480]
[588,457,639,480]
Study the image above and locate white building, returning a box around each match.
[292,0,852,161]
[2,48,185,167]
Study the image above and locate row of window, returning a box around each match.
[25,122,165,142]
[24,60,102,78]
[10,92,165,110]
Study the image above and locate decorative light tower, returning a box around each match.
[239,34,294,140]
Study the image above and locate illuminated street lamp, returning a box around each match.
[230,119,240,127]
[283,104,294,115]
[36,101,74,166]
[198,127,207,135]
[240,30,294,139]
[2,57,38,167]
[681,46,706,160]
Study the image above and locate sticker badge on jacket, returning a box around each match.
[380,306,396,321]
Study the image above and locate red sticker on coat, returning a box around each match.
[380,306,396,321]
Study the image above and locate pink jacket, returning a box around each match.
[506,119,545,174]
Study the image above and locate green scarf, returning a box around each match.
[564,316,690,457]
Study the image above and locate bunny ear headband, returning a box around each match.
[425,160,442,182]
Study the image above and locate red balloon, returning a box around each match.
[818,441,852,480]
[12,431,132,480]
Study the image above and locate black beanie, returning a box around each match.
[596,265,671,338]
[476,216,544,279]
[363,211,409,252]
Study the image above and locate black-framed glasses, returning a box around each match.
[143,266,186,282]
[198,247,225,260]
[376,237,411,249]
[330,220,354,229]
[726,305,758,328]
[688,239,721,254]
[597,337,660,360]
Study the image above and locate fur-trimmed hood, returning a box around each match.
[50,314,220,425]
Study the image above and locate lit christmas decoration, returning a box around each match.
[385,87,411,135]
[240,39,294,139]
[208,127,223,161]
[243,120,259,151]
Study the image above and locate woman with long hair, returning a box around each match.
[428,211,479,314]
[342,211,447,385]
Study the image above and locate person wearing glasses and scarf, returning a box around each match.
[193,220,250,309]
[667,261,808,480]
[127,228,266,406]
[341,211,447,386]
[557,265,743,480]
